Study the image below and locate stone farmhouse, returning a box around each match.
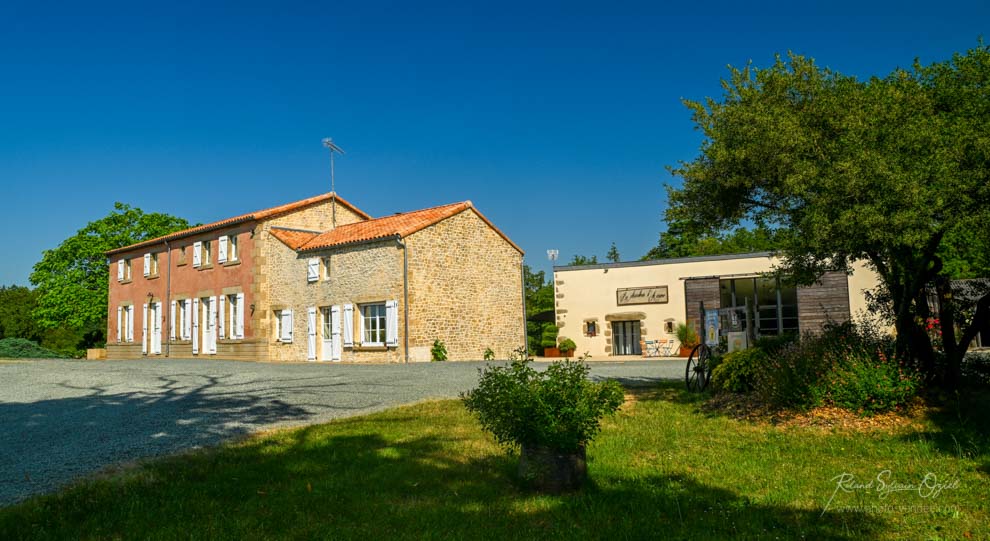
[105,193,525,362]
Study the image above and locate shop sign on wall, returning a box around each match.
[616,286,669,306]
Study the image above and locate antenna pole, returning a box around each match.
[322,138,345,228]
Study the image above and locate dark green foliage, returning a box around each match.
[30,202,192,344]
[675,322,698,349]
[558,338,576,353]
[0,285,41,342]
[961,352,990,388]
[666,45,990,389]
[643,220,781,261]
[462,360,624,452]
[568,255,598,266]
[755,322,920,414]
[540,324,559,349]
[710,348,767,393]
[524,265,555,354]
[483,347,496,361]
[606,242,620,263]
[0,338,64,359]
[752,333,797,356]
[431,339,448,362]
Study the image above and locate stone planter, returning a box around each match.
[518,444,587,492]
[543,347,561,358]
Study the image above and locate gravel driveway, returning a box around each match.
[0,357,684,506]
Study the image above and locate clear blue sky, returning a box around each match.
[1,0,987,285]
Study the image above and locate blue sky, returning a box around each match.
[1,1,987,285]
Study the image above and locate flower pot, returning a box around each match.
[518,444,587,493]
[543,347,561,358]
[561,349,575,358]
[679,346,695,357]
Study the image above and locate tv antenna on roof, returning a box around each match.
[322,138,345,228]
[547,249,559,263]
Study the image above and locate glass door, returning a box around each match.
[612,321,642,356]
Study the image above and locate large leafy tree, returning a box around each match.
[0,285,41,341]
[524,265,555,354]
[667,45,990,389]
[642,219,781,260]
[30,203,192,343]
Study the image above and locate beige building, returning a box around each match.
[553,252,880,357]
[106,193,525,362]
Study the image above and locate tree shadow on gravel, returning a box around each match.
[0,373,382,506]
[0,417,885,541]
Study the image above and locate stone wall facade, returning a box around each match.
[265,235,405,362]
[406,209,524,361]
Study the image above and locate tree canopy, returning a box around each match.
[666,44,990,388]
[643,219,781,260]
[30,203,192,341]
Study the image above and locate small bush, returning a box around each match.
[483,347,496,361]
[540,325,559,349]
[558,338,576,353]
[461,360,624,452]
[0,338,64,359]
[962,352,990,388]
[753,333,797,355]
[431,339,448,362]
[754,321,919,414]
[711,348,768,393]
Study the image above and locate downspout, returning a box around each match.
[521,258,527,358]
[164,239,172,358]
[396,237,410,363]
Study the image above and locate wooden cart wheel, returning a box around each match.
[685,344,712,392]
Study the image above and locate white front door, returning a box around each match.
[320,307,334,361]
[202,297,216,355]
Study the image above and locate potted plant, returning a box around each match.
[558,337,577,358]
[541,324,560,357]
[462,359,624,492]
[675,322,699,357]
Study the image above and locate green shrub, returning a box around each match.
[483,347,496,361]
[540,325,559,349]
[962,352,990,388]
[461,360,624,452]
[558,338,576,353]
[753,333,797,355]
[431,339,448,362]
[711,348,768,393]
[754,321,919,414]
[0,338,64,359]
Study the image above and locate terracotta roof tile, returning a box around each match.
[106,193,369,255]
[269,228,320,250]
[298,201,523,254]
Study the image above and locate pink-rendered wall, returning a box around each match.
[107,222,256,344]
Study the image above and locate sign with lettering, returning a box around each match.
[616,286,669,306]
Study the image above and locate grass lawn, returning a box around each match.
[1,382,987,540]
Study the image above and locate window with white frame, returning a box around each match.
[360,303,386,346]
[322,256,331,280]
[150,253,159,276]
[227,293,245,339]
[119,305,134,342]
[274,309,293,342]
[118,258,132,281]
[202,240,212,266]
[178,300,188,340]
[228,234,238,262]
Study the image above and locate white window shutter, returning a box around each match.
[307,307,317,360]
[170,300,177,340]
[184,299,192,340]
[142,303,149,354]
[386,300,399,347]
[279,309,294,343]
[218,295,225,342]
[343,304,354,347]
[143,254,150,277]
[116,306,122,342]
[127,306,134,342]
[218,236,228,264]
[193,241,202,267]
[192,298,200,354]
[117,260,124,281]
[153,301,163,354]
[307,258,319,282]
[331,305,342,361]
[236,293,245,339]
